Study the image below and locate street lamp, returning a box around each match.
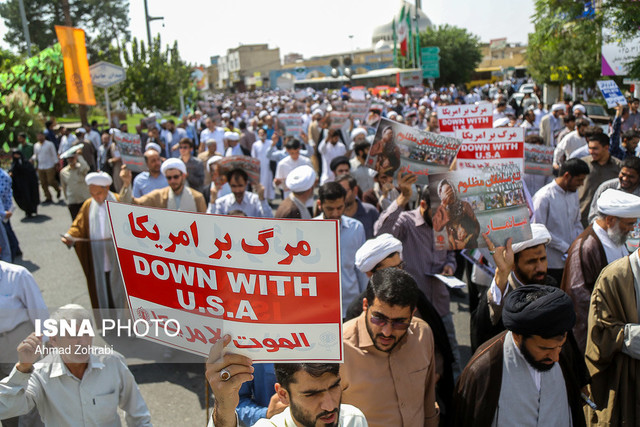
[144,0,164,47]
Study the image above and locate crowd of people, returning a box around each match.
[1,81,640,426]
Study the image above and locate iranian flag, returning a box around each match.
[397,5,408,57]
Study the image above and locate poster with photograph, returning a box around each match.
[429,163,532,250]
[278,114,304,138]
[364,118,462,185]
[525,143,554,175]
[113,131,147,173]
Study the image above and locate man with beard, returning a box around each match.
[454,285,586,427]
[206,336,367,427]
[471,224,553,349]
[561,189,640,353]
[340,268,439,427]
[587,156,640,223]
[432,179,481,250]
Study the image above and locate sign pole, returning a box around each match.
[104,87,111,128]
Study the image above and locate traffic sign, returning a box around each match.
[421,46,440,55]
[421,53,440,62]
[422,70,440,79]
[89,61,126,88]
[623,78,640,85]
[421,62,440,71]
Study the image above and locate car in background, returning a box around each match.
[582,102,612,133]
[518,83,536,94]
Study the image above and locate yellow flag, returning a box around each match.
[54,25,96,105]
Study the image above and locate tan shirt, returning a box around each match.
[134,186,207,213]
[341,313,439,427]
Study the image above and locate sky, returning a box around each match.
[0,0,535,65]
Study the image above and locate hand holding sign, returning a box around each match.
[482,234,514,294]
[206,335,254,426]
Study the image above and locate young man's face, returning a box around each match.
[566,174,586,192]
[229,175,247,200]
[588,140,608,163]
[515,333,567,372]
[619,167,640,190]
[287,147,300,160]
[333,163,350,177]
[165,169,186,192]
[363,297,412,352]
[319,197,345,220]
[278,370,342,427]
[513,244,547,284]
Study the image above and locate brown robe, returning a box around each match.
[585,255,640,426]
[274,197,302,219]
[66,194,126,310]
[560,224,608,353]
[135,186,207,213]
[453,331,587,427]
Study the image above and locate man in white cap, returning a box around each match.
[571,104,593,125]
[132,149,168,198]
[275,165,316,219]
[561,188,640,352]
[61,172,129,311]
[539,103,565,146]
[224,132,242,157]
[122,158,206,212]
[200,117,225,156]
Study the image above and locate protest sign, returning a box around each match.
[597,80,627,108]
[346,101,371,123]
[525,143,554,175]
[350,89,366,101]
[437,104,493,136]
[113,131,147,173]
[364,117,462,185]
[217,155,261,186]
[455,127,525,172]
[428,163,532,250]
[278,113,304,138]
[329,111,351,130]
[626,219,640,253]
[108,202,343,362]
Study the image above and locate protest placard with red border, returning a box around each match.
[455,127,525,172]
[437,104,493,136]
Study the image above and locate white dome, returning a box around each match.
[374,39,393,53]
[372,2,434,45]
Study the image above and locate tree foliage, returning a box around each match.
[418,24,482,86]
[118,36,195,113]
[527,0,640,87]
[0,0,129,63]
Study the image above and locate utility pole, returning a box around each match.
[17,0,31,55]
[144,0,164,47]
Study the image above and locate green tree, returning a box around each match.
[418,24,482,86]
[118,36,195,113]
[528,1,640,86]
[0,0,129,63]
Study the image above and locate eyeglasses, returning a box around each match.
[179,146,190,150]
[369,314,411,330]
[166,174,182,181]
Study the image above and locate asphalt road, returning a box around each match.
[8,194,472,427]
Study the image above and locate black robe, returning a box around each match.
[453,331,587,427]
[10,151,39,215]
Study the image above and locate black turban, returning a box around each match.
[330,156,350,173]
[503,285,576,338]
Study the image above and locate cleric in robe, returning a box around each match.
[61,172,129,312]
[454,285,586,427]
[561,188,640,353]
[585,246,640,425]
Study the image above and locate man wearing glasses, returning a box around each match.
[340,268,439,427]
[122,158,206,213]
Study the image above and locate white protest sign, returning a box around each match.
[597,80,627,108]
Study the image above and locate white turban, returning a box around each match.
[224,131,239,141]
[207,155,223,168]
[551,103,565,113]
[258,110,269,119]
[145,142,162,153]
[351,128,367,140]
[355,234,403,273]
[493,117,510,128]
[572,104,586,114]
[75,127,86,134]
[221,112,231,119]
[160,158,187,175]
[512,223,552,254]
[312,109,324,118]
[286,165,316,193]
[85,171,112,187]
[597,189,640,218]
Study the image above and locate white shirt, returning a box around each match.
[225,144,243,157]
[318,140,347,184]
[33,140,58,170]
[87,130,101,151]
[201,127,226,155]
[554,130,586,166]
[532,180,583,268]
[592,222,628,263]
[0,352,151,426]
[275,156,312,199]
[0,262,48,333]
[253,404,367,427]
[208,191,273,218]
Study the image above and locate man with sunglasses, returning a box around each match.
[341,268,439,427]
[122,158,206,212]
